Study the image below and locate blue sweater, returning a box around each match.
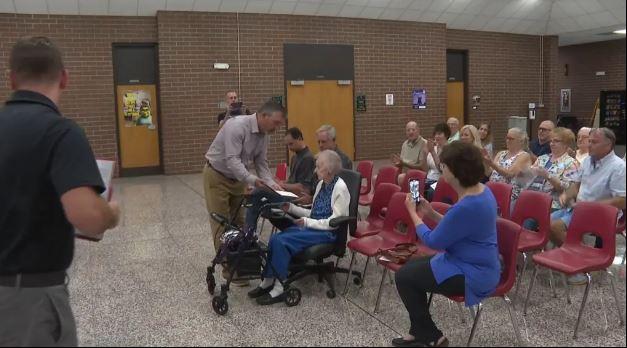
[416,187,500,306]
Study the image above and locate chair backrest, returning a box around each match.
[564,202,619,268]
[356,161,374,195]
[617,210,626,234]
[423,202,451,230]
[400,169,427,194]
[335,169,362,256]
[275,162,288,181]
[510,190,552,246]
[486,181,513,219]
[379,192,417,245]
[432,177,459,204]
[368,183,401,220]
[495,218,522,294]
[374,166,400,189]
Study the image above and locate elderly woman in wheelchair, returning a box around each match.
[248,150,350,305]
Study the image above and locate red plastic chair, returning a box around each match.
[523,202,623,339]
[486,181,513,219]
[373,202,450,313]
[356,161,374,196]
[400,169,427,194]
[275,162,288,181]
[355,183,401,238]
[344,192,414,294]
[617,210,626,265]
[444,218,524,346]
[510,190,552,303]
[359,166,400,206]
[431,177,458,204]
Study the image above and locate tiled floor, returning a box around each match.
[69,171,626,347]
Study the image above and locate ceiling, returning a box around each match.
[0,0,625,46]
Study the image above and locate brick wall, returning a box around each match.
[156,11,447,174]
[0,14,157,165]
[558,39,626,127]
[446,29,559,150]
[1,11,570,175]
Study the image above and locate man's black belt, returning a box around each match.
[0,271,66,288]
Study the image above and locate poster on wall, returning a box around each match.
[560,89,571,113]
[123,90,154,127]
[356,94,366,112]
[412,89,427,109]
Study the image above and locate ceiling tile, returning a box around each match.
[427,0,453,13]
[193,0,222,12]
[346,0,368,5]
[610,7,626,23]
[109,0,138,15]
[14,0,48,14]
[48,0,79,14]
[165,0,193,11]
[554,0,586,18]
[387,0,411,9]
[436,11,458,24]
[462,0,487,15]
[78,0,107,14]
[271,0,297,14]
[359,6,384,18]
[339,4,364,17]
[138,0,165,16]
[482,17,507,31]
[368,0,391,8]
[478,0,509,17]
[293,1,320,15]
[0,0,16,13]
[418,10,441,22]
[243,0,272,13]
[467,14,490,30]
[446,0,471,14]
[409,0,432,11]
[572,14,600,30]
[597,0,626,11]
[317,3,343,16]
[496,0,525,18]
[450,13,476,28]
[398,8,422,21]
[379,8,403,20]
[575,0,604,13]
[220,0,247,12]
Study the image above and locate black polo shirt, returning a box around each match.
[288,146,315,193]
[0,90,104,275]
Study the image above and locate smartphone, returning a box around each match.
[409,179,421,203]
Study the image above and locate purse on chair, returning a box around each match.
[377,243,418,264]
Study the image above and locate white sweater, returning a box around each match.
[287,177,350,231]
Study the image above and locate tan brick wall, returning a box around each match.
[558,39,626,127]
[1,11,572,175]
[0,14,157,166]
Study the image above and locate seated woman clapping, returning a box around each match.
[248,150,350,305]
[392,142,500,348]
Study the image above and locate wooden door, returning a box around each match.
[447,81,464,125]
[286,80,354,159]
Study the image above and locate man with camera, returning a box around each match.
[217,91,250,127]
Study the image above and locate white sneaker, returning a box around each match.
[567,273,588,286]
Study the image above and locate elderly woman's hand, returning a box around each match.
[404,193,417,211]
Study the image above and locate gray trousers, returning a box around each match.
[0,285,77,347]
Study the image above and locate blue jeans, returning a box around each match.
[263,226,336,280]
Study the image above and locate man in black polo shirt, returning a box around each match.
[279,127,316,196]
[0,37,120,346]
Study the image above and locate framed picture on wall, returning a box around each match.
[560,89,571,113]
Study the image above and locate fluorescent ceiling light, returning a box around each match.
[613,29,626,35]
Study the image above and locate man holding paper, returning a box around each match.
[0,37,120,346]
[203,101,286,285]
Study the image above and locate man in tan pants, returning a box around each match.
[204,101,286,285]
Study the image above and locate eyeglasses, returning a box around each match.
[506,136,516,141]
[550,139,563,144]
[538,127,552,132]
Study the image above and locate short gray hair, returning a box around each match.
[591,127,616,148]
[509,127,529,151]
[317,124,337,140]
[317,150,342,177]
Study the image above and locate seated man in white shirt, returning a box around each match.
[550,128,626,284]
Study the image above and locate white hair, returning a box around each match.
[317,150,342,177]
[317,124,337,140]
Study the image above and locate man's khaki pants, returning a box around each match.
[203,164,246,253]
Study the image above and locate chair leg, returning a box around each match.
[503,295,524,346]
[514,252,529,306]
[374,268,387,313]
[562,274,572,305]
[548,269,558,298]
[427,292,433,309]
[360,256,370,288]
[573,273,592,339]
[607,270,625,325]
[342,252,356,295]
[457,302,467,324]
[259,218,266,236]
[523,266,539,316]
[467,303,483,347]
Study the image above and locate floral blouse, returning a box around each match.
[528,153,581,210]
[489,151,527,200]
